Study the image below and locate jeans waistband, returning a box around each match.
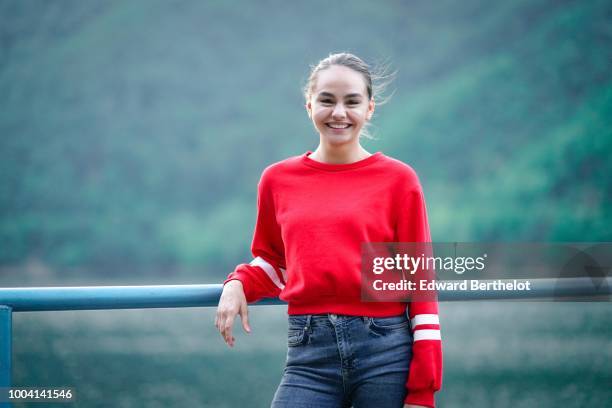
[289,313,407,327]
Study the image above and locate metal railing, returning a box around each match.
[0,277,609,407]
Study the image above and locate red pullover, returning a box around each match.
[224,151,442,407]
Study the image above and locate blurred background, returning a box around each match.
[1,0,610,406]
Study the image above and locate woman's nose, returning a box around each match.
[332,104,347,119]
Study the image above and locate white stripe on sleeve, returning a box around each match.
[411,314,439,327]
[250,256,285,290]
[413,329,441,341]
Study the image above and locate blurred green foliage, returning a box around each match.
[0,0,610,280]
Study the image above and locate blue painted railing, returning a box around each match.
[0,277,609,407]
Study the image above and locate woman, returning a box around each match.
[215,53,442,408]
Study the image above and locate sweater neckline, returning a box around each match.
[301,151,383,171]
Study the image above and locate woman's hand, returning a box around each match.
[215,280,251,347]
[404,405,429,408]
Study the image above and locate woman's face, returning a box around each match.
[306,65,375,148]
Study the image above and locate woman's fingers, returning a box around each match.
[216,305,238,347]
[216,306,235,347]
[223,313,235,347]
[240,301,251,333]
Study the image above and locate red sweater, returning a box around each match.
[224,151,442,407]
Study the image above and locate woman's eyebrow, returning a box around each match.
[318,92,335,98]
[318,92,363,99]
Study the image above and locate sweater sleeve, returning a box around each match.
[397,183,443,408]
[223,170,287,303]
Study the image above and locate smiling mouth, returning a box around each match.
[326,123,352,129]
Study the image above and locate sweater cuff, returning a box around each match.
[223,274,250,299]
[405,388,435,407]
[223,276,243,287]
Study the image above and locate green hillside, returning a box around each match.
[1,0,610,281]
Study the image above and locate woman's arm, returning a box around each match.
[216,169,286,346]
[397,182,443,408]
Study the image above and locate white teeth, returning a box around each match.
[328,123,350,129]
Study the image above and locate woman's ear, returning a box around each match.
[366,99,375,121]
[306,102,312,118]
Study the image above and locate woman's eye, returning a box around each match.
[347,100,359,105]
[320,99,333,104]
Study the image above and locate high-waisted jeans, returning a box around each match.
[271,313,413,408]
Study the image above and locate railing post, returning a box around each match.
[0,306,11,408]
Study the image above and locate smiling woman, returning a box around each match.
[215,53,442,408]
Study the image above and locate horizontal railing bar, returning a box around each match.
[439,277,610,301]
[0,277,609,312]
[0,284,284,312]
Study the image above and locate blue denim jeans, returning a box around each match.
[271,313,413,408]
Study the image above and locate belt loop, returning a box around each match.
[305,315,312,332]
